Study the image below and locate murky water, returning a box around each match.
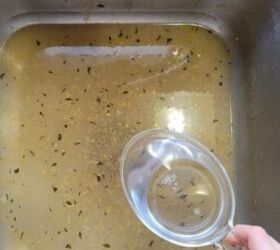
[0,24,232,249]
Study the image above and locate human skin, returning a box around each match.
[224,225,280,250]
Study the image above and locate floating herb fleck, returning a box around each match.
[78,210,83,216]
[166,38,173,44]
[14,168,19,174]
[65,244,72,249]
[118,30,123,38]
[58,133,62,141]
[103,243,111,248]
[148,240,154,247]
[29,150,35,156]
[87,66,92,75]
[179,193,188,199]
[156,35,161,41]
[96,174,101,182]
[52,186,58,192]
[66,200,72,206]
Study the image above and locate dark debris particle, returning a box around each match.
[51,162,57,167]
[206,73,210,77]
[64,227,68,232]
[166,38,173,44]
[58,133,62,141]
[158,195,166,199]
[123,90,128,95]
[213,119,219,123]
[52,186,58,192]
[156,35,161,41]
[103,243,111,248]
[179,194,188,199]
[210,149,214,152]
[190,180,196,186]
[118,30,123,38]
[214,67,218,71]
[29,150,35,156]
[77,68,80,72]
[142,88,146,93]
[74,142,80,146]
[108,36,112,43]
[96,174,101,182]
[136,38,141,43]
[14,168,20,174]
[63,59,67,64]
[64,124,68,128]
[78,210,83,216]
[187,203,193,208]
[97,3,105,8]
[87,66,92,75]
[48,70,54,74]
[65,97,73,101]
[96,161,103,166]
[183,66,187,71]
[78,231,82,239]
[135,27,138,34]
[208,30,213,34]
[20,232,24,240]
[96,97,101,104]
[65,244,72,249]
[0,73,6,79]
[149,240,154,247]
[219,81,223,86]
[66,200,72,206]
[36,40,41,46]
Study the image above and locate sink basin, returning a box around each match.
[0,0,280,249]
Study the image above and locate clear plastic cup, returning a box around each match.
[120,129,235,248]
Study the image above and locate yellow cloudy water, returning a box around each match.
[0,24,232,250]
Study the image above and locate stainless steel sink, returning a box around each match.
[0,0,280,246]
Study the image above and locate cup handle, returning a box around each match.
[214,222,235,250]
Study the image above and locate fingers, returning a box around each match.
[224,225,279,250]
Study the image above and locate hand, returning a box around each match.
[224,225,280,250]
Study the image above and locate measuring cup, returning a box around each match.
[120,129,235,248]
